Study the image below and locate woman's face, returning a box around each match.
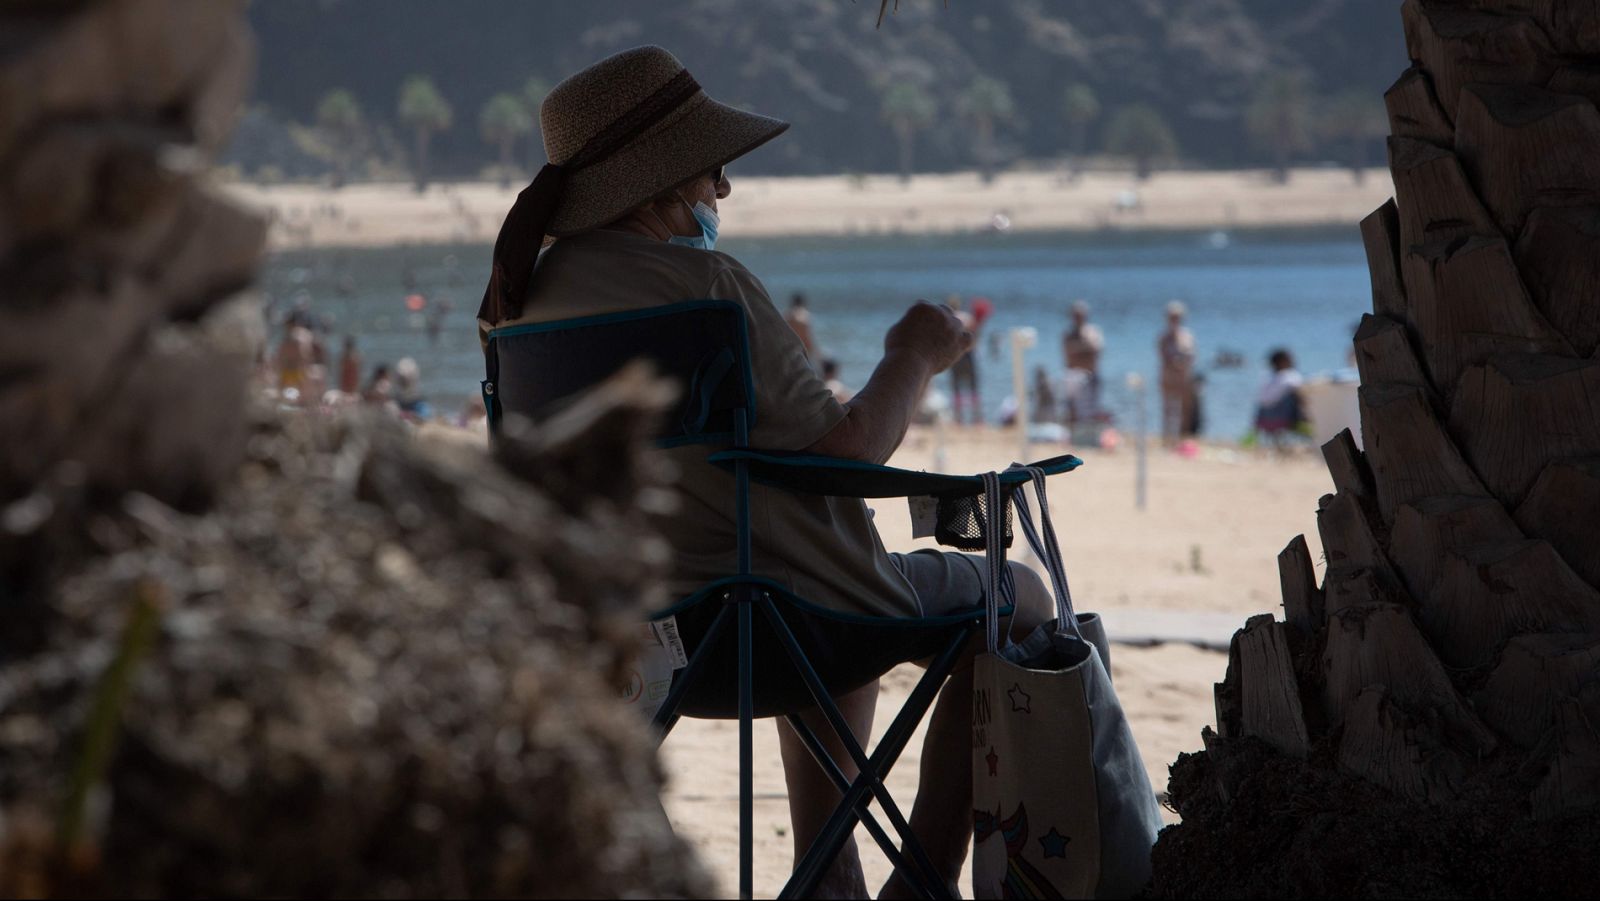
[654,167,731,237]
[681,167,731,212]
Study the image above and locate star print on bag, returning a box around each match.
[1008,682,1032,713]
[1038,827,1071,859]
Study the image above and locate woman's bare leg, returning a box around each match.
[777,679,880,899]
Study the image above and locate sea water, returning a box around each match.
[260,226,1370,442]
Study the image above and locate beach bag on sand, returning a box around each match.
[971,468,1163,900]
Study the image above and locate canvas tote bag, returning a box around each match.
[971,468,1163,900]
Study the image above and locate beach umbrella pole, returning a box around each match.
[1010,327,1037,565]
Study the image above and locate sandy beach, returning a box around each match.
[228,167,1393,250]
[655,425,1334,896]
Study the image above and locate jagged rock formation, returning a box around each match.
[1150,3,1600,896]
[0,2,711,896]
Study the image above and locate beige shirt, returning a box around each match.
[491,229,922,619]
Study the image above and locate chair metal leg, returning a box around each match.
[782,714,939,901]
[651,603,733,746]
[760,599,949,899]
[765,599,976,900]
[738,593,754,901]
[782,628,969,900]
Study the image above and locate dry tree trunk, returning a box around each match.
[1152,2,1600,896]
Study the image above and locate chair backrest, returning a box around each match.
[482,300,754,447]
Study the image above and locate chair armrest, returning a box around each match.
[706,449,1082,498]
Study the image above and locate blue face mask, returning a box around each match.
[666,194,720,252]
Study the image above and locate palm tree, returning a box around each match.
[397,74,452,192]
[1319,90,1388,185]
[1061,82,1100,177]
[1153,0,1600,893]
[523,76,551,170]
[1246,72,1313,184]
[1103,104,1179,181]
[480,92,533,189]
[315,89,365,188]
[957,75,1016,184]
[879,82,936,183]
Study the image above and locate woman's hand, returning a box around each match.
[884,301,974,374]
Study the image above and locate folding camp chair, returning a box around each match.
[482,300,1080,900]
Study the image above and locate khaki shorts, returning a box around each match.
[890,548,1046,621]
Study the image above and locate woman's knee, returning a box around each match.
[1004,561,1054,632]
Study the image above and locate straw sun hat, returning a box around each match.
[479,46,789,324]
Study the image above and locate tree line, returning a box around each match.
[301,70,1384,191]
[313,74,550,191]
[881,73,1387,184]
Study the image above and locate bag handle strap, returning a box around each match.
[1010,464,1084,641]
[981,471,1007,654]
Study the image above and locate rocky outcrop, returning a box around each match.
[0,2,711,896]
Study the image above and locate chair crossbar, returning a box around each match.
[758,594,953,899]
[773,600,977,900]
[780,713,941,901]
[647,586,977,900]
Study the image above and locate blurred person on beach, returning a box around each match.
[1157,300,1197,445]
[821,358,854,403]
[1185,371,1207,439]
[785,292,819,360]
[945,295,982,426]
[1062,299,1104,425]
[274,316,321,403]
[474,46,1054,900]
[337,335,362,396]
[457,395,489,430]
[426,297,454,346]
[1032,365,1059,424]
[392,357,431,420]
[362,364,394,407]
[1253,348,1307,451]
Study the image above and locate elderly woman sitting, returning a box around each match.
[477,46,1052,899]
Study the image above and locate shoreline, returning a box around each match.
[227,166,1394,251]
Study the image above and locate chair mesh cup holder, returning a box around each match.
[933,489,1014,552]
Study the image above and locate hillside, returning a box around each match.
[237,0,1408,178]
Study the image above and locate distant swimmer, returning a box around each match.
[821,358,854,403]
[946,295,991,426]
[1062,299,1104,425]
[338,335,362,395]
[785,292,818,360]
[1157,300,1198,445]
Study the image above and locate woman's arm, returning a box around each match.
[804,301,972,464]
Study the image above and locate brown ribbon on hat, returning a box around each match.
[479,69,703,325]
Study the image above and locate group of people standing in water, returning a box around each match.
[790,291,1309,448]
[262,302,435,421]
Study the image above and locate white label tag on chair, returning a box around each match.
[652,617,689,670]
[908,495,939,539]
